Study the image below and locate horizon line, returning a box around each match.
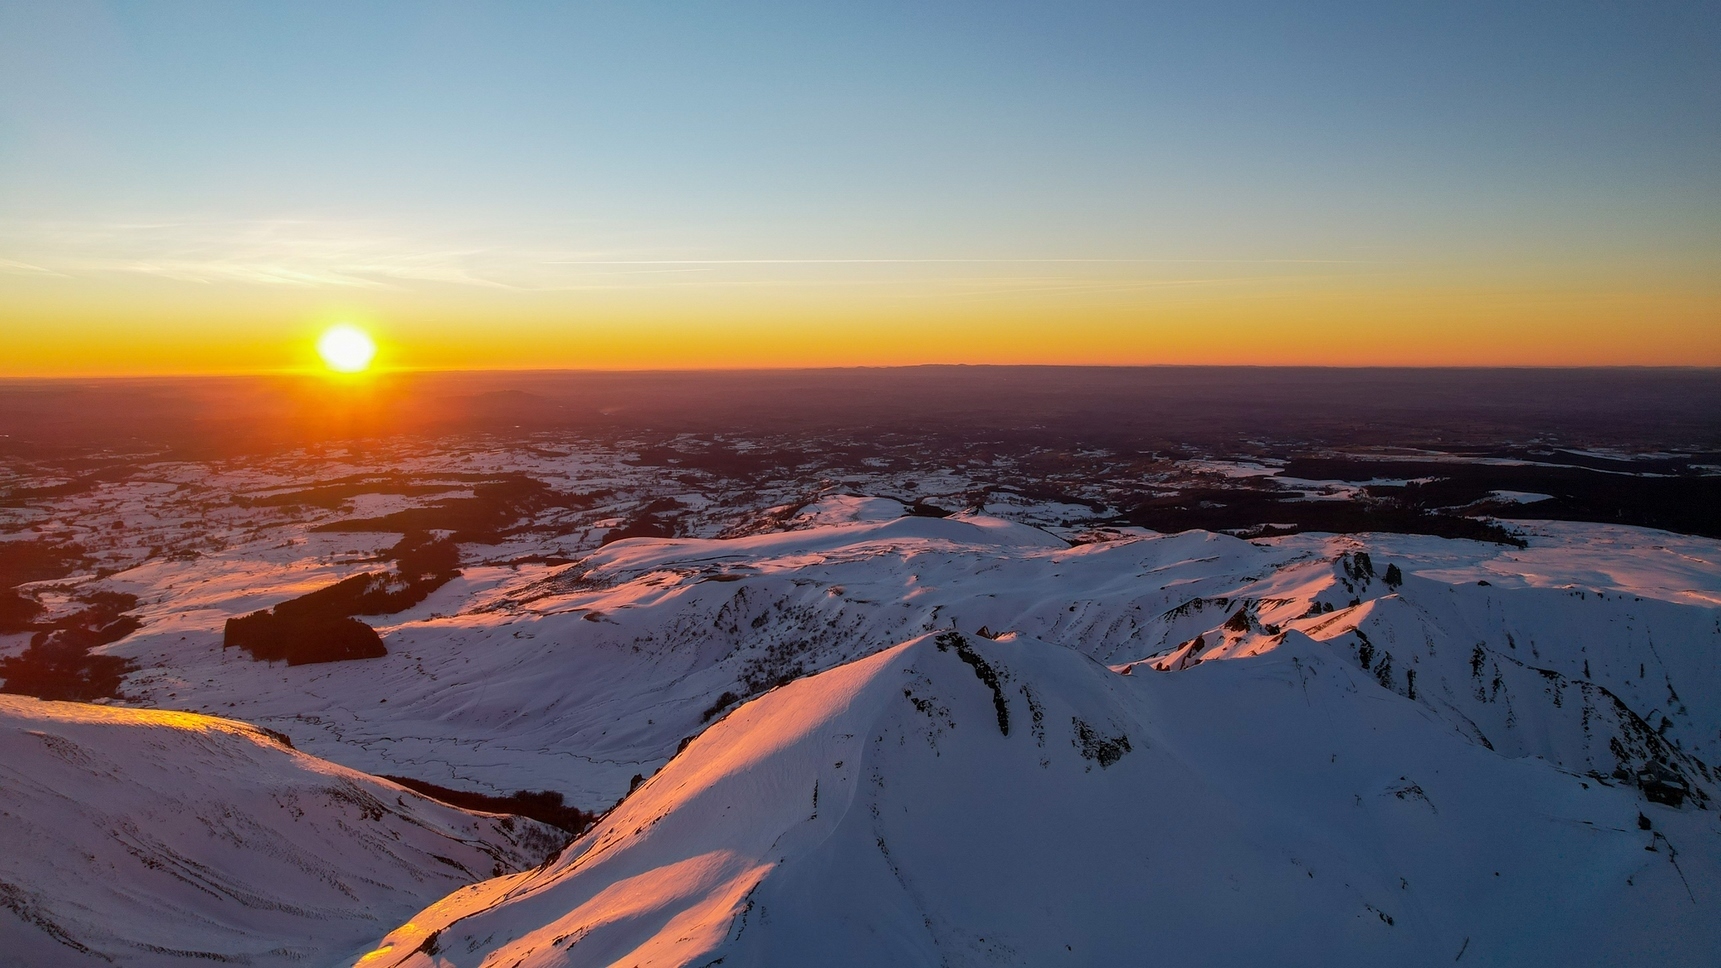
[5,362,1721,382]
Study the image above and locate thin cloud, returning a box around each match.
[0,256,65,276]
[0,218,538,289]
[0,217,1374,293]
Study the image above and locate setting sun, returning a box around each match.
[316,324,377,373]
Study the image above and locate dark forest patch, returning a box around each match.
[222,533,462,665]
[984,485,1109,513]
[624,444,793,480]
[600,497,683,545]
[904,502,954,518]
[1121,487,1525,546]
[0,591,142,701]
[0,626,141,700]
[1284,458,1721,540]
[381,775,596,835]
[224,611,384,666]
[0,540,85,593]
[0,463,139,508]
[312,475,601,543]
[242,474,470,509]
[0,590,44,634]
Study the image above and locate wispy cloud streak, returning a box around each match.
[0,218,1368,294]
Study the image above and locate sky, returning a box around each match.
[1,1,1718,374]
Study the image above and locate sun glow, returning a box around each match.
[316,324,377,373]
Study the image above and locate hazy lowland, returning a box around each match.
[3,367,1720,966]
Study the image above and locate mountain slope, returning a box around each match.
[108,513,1721,813]
[0,696,564,967]
[359,630,1720,968]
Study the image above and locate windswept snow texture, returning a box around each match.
[0,696,564,967]
[361,631,1720,968]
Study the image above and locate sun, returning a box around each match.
[316,324,377,373]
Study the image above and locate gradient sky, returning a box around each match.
[2,1,1718,374]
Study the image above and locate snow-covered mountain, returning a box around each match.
[358,628,1718,968]
[0,696,563,967]
[106,498,1721,816]
[8,472,1719,966]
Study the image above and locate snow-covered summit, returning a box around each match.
[361,628,1719,967]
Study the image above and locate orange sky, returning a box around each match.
[5,254,1718,375]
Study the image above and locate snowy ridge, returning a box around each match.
[1141,547,1720,805]
[359,629,1720,967]
[0,696,564,967]
[105,513,1721,813]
